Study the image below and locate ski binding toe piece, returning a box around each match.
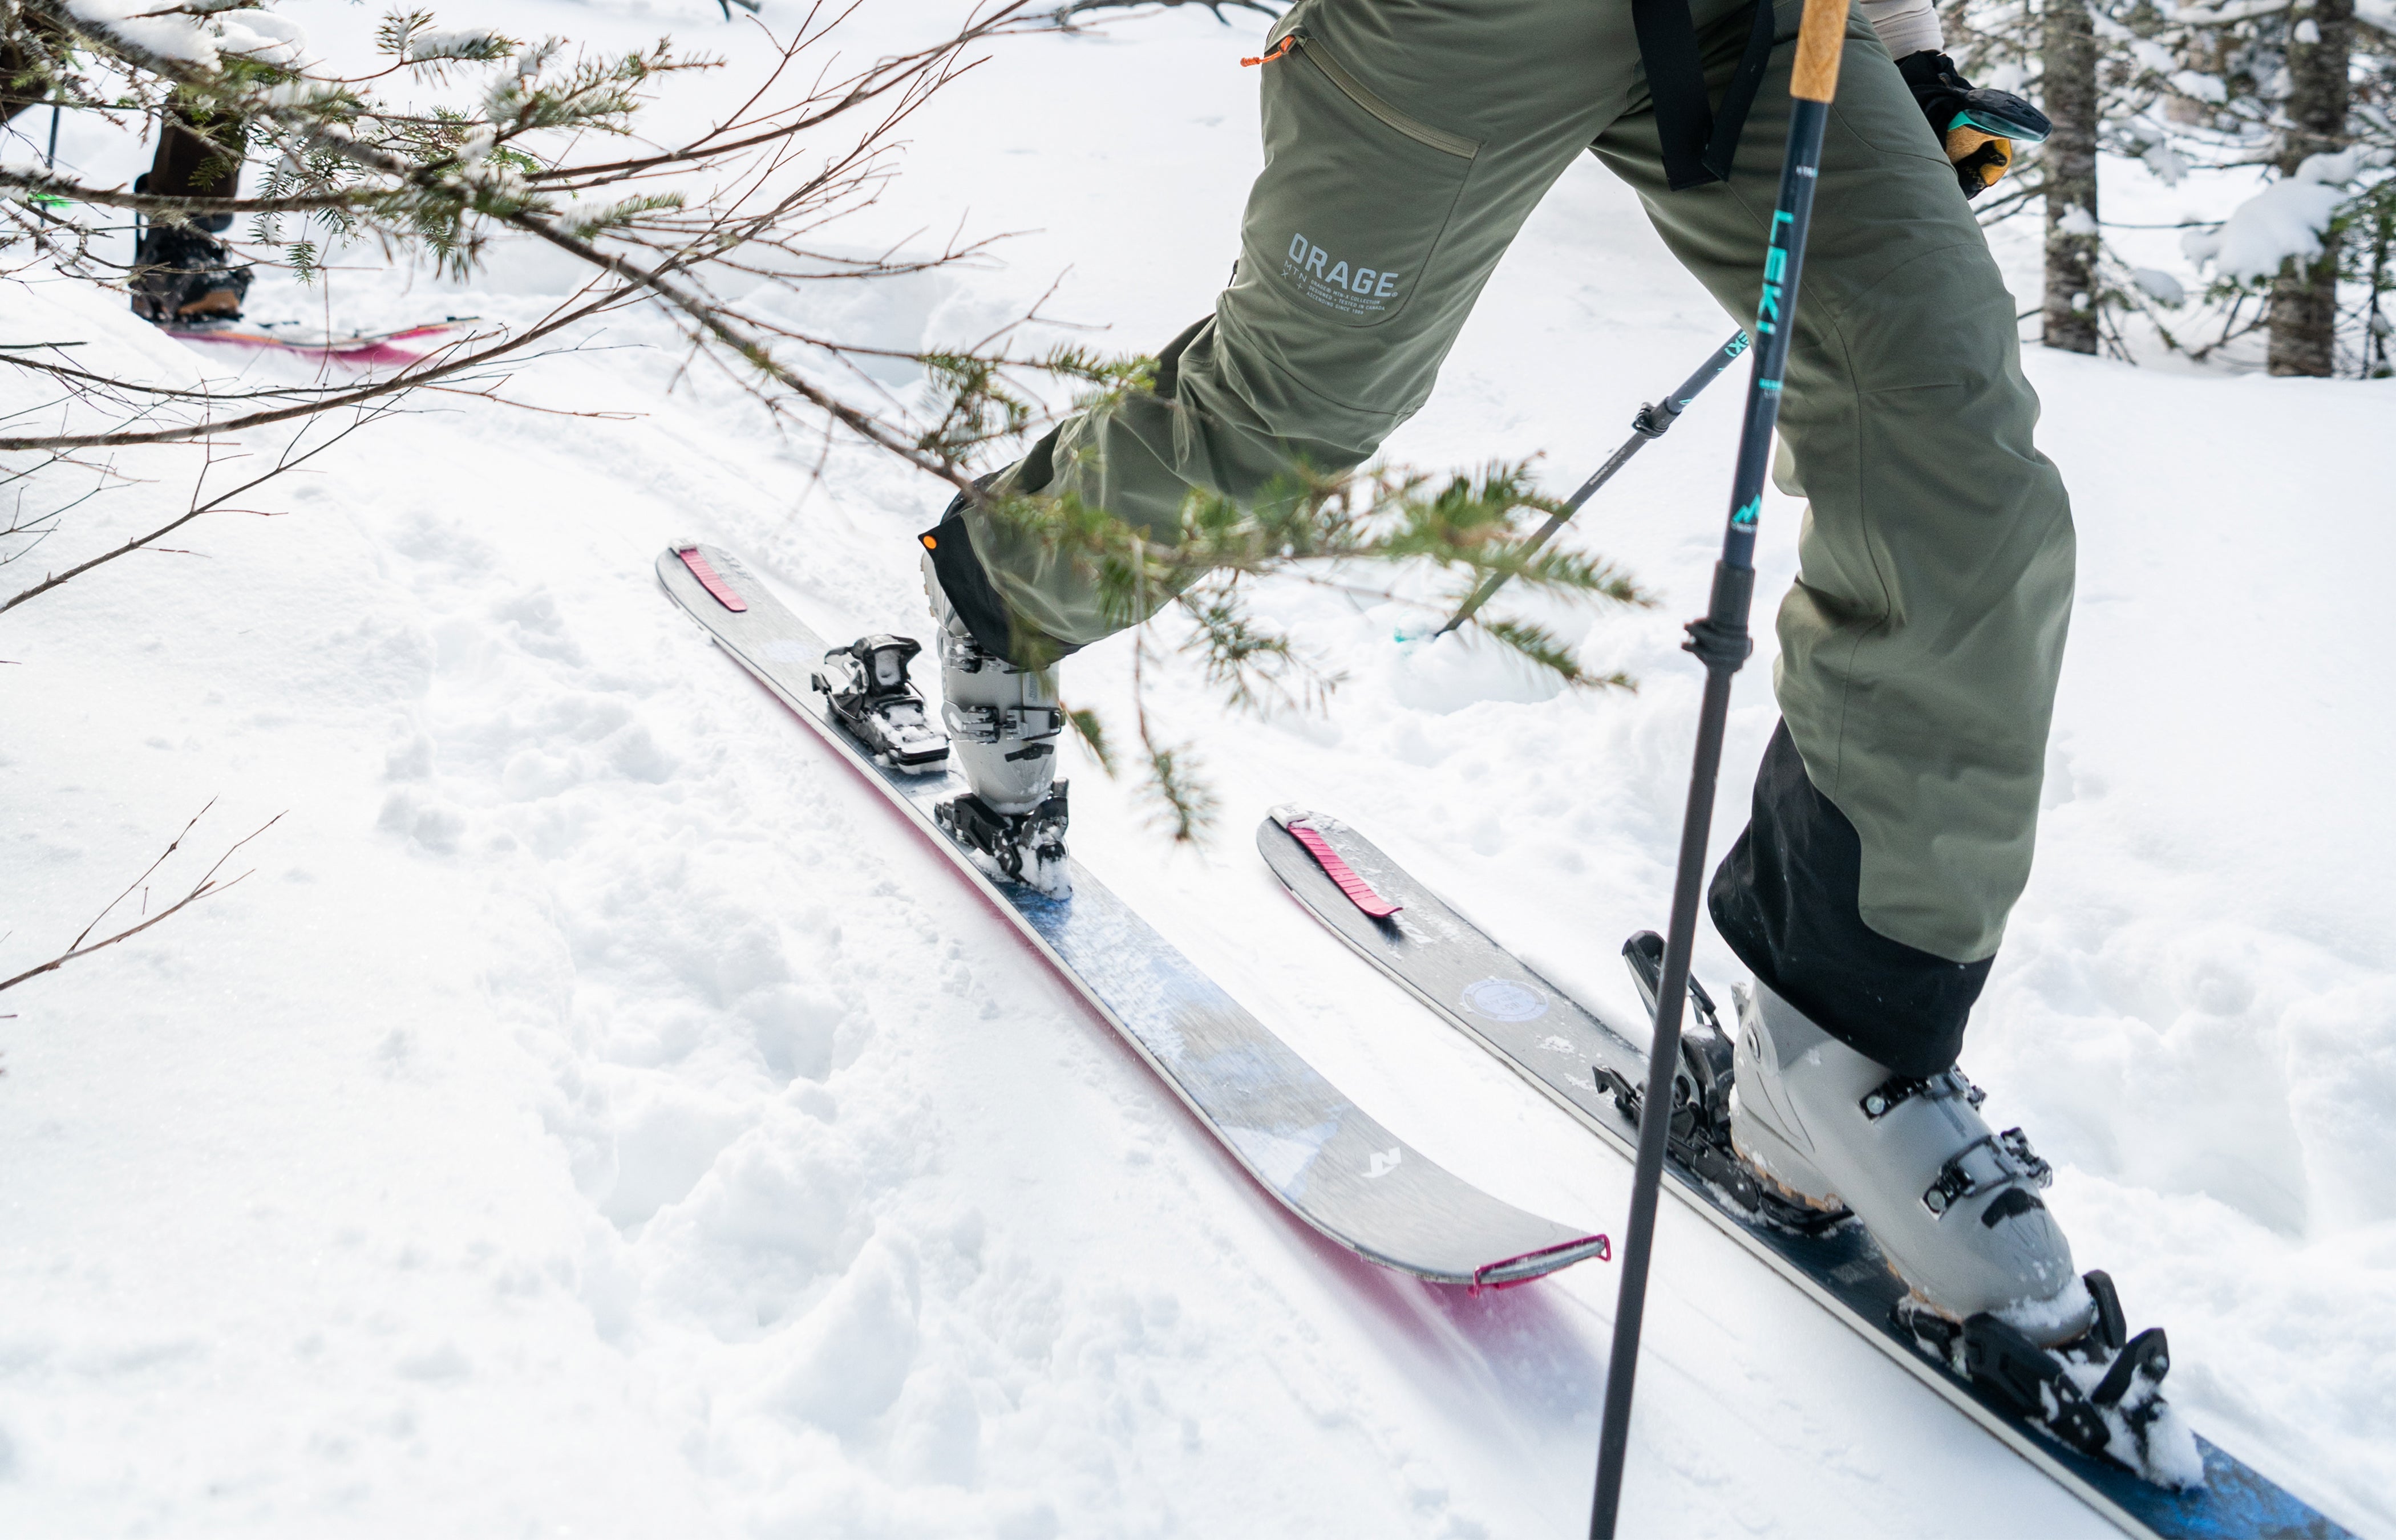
[936,784,1070,894]
[1899,1269,2193,1485]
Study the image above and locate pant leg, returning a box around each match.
[3,18,62,125]
[957,0,1673,655]
[148,106,244,230]
[1593,1,2075,1074]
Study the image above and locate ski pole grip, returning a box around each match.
[1790,0,1849,102]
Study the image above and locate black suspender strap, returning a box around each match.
[1632,0,1783,191]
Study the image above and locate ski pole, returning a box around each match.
[1587,1,1848,1534]
[1435,330,1747,637]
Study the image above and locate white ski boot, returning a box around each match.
[922,554,1069,893]
[1729,979,2096,1346]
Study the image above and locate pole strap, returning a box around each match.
[1632,0,1779,191]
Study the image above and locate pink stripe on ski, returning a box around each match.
[1286,819,1401,919]
[676,546,748,612]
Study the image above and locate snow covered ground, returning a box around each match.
[5,3,2393,1536]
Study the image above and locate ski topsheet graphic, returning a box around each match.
[1257,808,2354,1540]
[655,544,1608,1288]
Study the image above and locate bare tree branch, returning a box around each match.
[0,803,284,996]
[1,411,383,612]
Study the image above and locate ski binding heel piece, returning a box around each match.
[936,784,1070,894]
[812,634,949,772]
[1611,931,1849,1234]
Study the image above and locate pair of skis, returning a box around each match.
[656,541,2353,1540]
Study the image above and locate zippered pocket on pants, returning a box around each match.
[1279,28,1479,160]
[1242,19,1482,330]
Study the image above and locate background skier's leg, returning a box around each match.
[948,0,1677,656]
[147,105,245,228]
[1592,1,2074,1075]
[129,103,253,322]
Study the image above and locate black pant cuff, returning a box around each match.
[1707,720,1989,1077]
[918,483,1078,671]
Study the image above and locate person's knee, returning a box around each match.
[1168,309,1409,496]
[1828,237,2021,398]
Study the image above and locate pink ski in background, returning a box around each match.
[161,319,472,366]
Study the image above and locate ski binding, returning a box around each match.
[809,633,950,772]
[1254,810,2316,1529]
[936,784,1071,895]
[1608,931,1849,1234]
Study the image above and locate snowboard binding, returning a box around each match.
[812,634,950,772]
[936,783,1070,895]
[1605,931,1852,1235]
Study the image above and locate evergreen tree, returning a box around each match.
[1948,0,2395,372]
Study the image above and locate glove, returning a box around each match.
[1895,51,2053,200]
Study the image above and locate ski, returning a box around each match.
[161,318,470,365]
[653,542,1609,1288]
[1257,808,2355,1540]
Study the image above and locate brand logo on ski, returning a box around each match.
[1460,977,1549,1022]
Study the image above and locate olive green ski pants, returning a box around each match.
[958,0,2073,982]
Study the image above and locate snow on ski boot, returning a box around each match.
[1727,978,2097,1348]
[922,553,1069,893]
[129,224,253,324]
[811,634,950,772]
